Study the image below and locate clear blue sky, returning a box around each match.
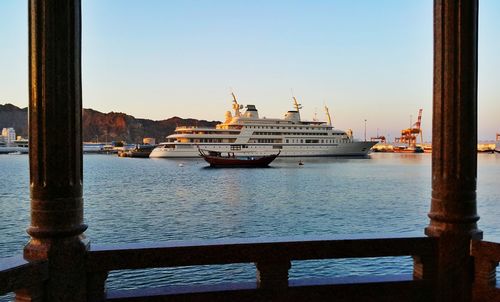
[1,1,499,141]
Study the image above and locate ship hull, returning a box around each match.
[150,142,376,158]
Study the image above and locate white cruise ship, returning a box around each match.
[150,95,376,158]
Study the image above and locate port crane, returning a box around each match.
[395,109,423,147]
[370,128,387,143]
[370,135,387,143]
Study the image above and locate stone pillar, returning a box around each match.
[17,1,88,301]
[425,0,482,301]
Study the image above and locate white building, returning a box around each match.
[1,128,16,146]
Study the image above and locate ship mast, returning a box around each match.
[324,105,332,126]
[231,92,241,117]
[292,96,302,112]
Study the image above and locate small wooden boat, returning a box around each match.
[198,148,280,167]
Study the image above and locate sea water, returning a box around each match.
[1,153,499,298]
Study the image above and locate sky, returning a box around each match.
[0,1,499,141]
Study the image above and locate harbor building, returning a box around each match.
[1,127,16,146]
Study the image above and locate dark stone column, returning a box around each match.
[425,0,481,301]
[17,1,88,301]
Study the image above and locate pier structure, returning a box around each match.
[2,0,500,301]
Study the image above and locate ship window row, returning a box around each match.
[254,139,281,143]
[286,132,328,136]
[192,138,224,143]
[285,139,347,144]
[245,126,330,130]
[230,145,248,150]
[180,131,239,135]
[252,131,346,136]
[253,132,330,136]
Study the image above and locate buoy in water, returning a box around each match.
[179,163,184,167]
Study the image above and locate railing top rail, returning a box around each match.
[88,234,437,272]
[0,256,48,296]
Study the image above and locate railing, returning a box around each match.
[8,234,500,301]
[472,240,500,301]
[0,256,48,298]
[85,234,438,302]
[7,234,500,301]
[0,234,440,301]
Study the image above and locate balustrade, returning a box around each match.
[0,256,47,300]
[85,234,436,301]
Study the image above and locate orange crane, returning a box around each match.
[395,109,423,147]
[370,136,386,143]
[370,128,387,143]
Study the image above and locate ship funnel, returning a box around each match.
[243,105,259,119]
[284,111,301,123]
[287,96,302,122]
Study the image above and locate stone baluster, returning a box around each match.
[87,271,109,302]
[413,254,437,281]
[255,260,291,289]
[472,258,497,300]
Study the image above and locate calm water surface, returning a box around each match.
[1,153,499,297]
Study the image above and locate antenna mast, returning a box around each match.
[231,92,241,117]
[324,105,332,126]
[292,96,302,112]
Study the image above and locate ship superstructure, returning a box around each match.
[149,96,376,158]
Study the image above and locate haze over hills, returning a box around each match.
[0,103,219,143]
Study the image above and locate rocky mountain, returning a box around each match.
[0,103,220,143]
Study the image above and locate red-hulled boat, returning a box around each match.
[198,149,280,167]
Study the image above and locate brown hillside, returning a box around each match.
[0,103,220,143]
